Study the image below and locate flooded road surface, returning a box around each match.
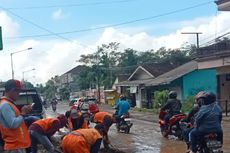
[46,102,230,153]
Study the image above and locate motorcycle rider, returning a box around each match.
[50,98,57,112]
[114,95,130,124]
[182,91,206,152]
[189,92,223,153]
[160,91,182,124]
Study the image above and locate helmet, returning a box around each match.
[168,91,177,99]
[204,92,216,105]
[195,91,206,106]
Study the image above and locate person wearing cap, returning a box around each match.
[29,114,68,153]
[92,111,114,148]
[0,79,32,152]
[61,124,105,153]
[65,105,88,131]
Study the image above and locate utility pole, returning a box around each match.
[181,32,202,48]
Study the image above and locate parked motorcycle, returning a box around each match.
[195,133,223,153]
[159,110,187,140]
[116,113,133,134]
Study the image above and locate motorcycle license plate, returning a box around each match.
[124,118,131,122]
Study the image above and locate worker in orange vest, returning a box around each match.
[92,111,115,148]
[0,79,32,153]
[61,124,106,153]
[65,106,88,130]
[29,114,68,153]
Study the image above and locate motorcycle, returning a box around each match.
[116,113,133,134]
[51,103,56,112]
[159,110,187,140]
[195,133,223,153]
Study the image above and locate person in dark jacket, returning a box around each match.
[160,91,182,124]
[182,91,206,151]
[188,92,223,153]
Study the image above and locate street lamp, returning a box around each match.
[22,68,35,82]
[10,47,32,79]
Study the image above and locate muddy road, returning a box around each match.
[46,102,230,153]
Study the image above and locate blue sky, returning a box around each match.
[0,0,228,83]
[1,0,217,41]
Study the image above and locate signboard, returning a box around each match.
[130,86,137,93]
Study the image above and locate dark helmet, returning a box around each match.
[204,92,216,105]
[168,91,177,99]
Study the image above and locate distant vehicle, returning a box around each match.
[0,89,46,119]
[80,97,99,114]
[69,98,82,107]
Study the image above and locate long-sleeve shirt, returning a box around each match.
[0,102,24,129]
[29,120,60,138]
[116,100,130,117]
[195,102,222,132]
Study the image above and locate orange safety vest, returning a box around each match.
[0,97,30,150]
[61,132,89,153]
[61,128,102,153]
[76,129,102,146]
[94,112,112,123]
[33,118,58,132]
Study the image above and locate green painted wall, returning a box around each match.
[182,69,217,99]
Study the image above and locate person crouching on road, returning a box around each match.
[0,79,32,153]
[92,111,114,148]
[61,124,106,153]
[29,114,68,153]
[65,106,88,131]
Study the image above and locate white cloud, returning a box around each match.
[0,11,19,45]
[52,9,67,21]
[96,12,230,50]
[1,11,230,84]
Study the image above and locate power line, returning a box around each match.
[6,0,137,10]
[4,1,213,39]
[200,31,230,47]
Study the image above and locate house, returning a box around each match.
[116,62,176,108]
[145,61,217,101]
[58,65,87,92]
[197,41,230,110]
[215,0,230,11]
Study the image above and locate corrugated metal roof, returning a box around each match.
[115,60,198,87]
[145,60,198,86]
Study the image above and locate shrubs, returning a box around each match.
[153,90,169,110]
[181,96,195,113]
[152,90,195,113]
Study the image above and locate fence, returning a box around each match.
[218,99,230,116]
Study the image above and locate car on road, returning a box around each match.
[69,98,82,107]
[0,88,46,119]
[80,97,99,114]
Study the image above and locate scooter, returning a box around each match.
[52,103,57,112]
[116,113,133,134]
